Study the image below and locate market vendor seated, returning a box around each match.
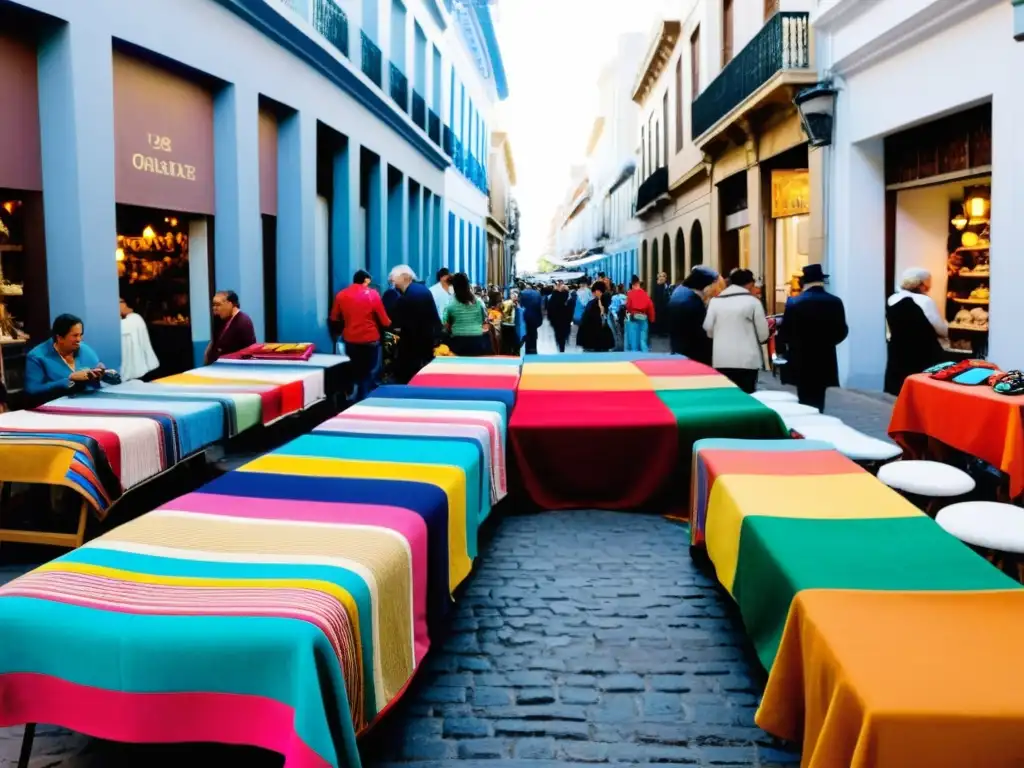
[25,314,119,403]
[204,290,257,364]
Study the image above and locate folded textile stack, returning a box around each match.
[220,342,316,362]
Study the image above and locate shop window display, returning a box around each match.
[0,199,31,395]
[116,206,193,376]
[945,184,990,357]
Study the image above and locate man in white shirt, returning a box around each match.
[429,267,454,320]
[120,297,160,380]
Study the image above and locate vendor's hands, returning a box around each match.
[69,370,94,383]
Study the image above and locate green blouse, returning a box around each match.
[444,298,487,337]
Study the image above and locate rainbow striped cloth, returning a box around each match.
[408,357,520,410]
[691,438,1024,764]
[510,355,787,510]
[691,438,1017,667]
[0,389,500,767]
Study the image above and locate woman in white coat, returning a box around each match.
[702,269,769,393]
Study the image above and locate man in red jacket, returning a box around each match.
[625,275,655,352]
[329,270,391,401]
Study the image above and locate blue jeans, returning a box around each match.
[625,316,649,352]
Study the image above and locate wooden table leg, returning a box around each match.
[17,723,35,768]
[0,488,91,550]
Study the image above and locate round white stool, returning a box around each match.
[877,460,975,497]
[751,390,799,404]
[797,423,903,463]
[785,414,844,430]
[937,502,1024,553]
[769,402,820,417]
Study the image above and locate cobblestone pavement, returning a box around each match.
[2,325,901,768]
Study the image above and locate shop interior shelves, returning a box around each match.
[951,297,989,305]
[0,245,22,253]
[948,323,989,332]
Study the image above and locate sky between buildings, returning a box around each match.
[492,0,675,273]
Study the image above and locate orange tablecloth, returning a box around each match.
[889,374,1024,496]
[758,589,1024,768]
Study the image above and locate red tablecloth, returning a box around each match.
[889,374,1024,496]
[509,390,680,511]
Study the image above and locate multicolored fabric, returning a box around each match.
[220,342,316,361]
[691,438,1024,766]
[510,357,787,511]
[0,397,498,767]
[409,360,520,410]
[372,383,516,411]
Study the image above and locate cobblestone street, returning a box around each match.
[0,332,895,767]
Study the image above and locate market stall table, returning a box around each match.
[889,373,1024,497]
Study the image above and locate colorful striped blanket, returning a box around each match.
[691,438,1024,765]
[510,355,787,511]
[0,397,496,767]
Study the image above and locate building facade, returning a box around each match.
[814,0,1013,390]
[630,0,818,305]
[549,34,646,287]
[486,130,518,288]
[0,0,506,381]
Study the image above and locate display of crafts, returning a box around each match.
[925,359,1024,394]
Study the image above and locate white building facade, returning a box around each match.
[0,0,506,374]
[814,0,1014,389]
[549,34,647,286]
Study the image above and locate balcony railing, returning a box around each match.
[443,125,453,156]
[389,64,409,111]
[313,0,348,58]
[691,11,810,140]
[360,32,382,87]
[412,91,426,129]
[429,110,442,145]
[635,166,669,214]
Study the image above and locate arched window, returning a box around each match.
[651,238,659,284]
[641,240,649,284]
[662,233,671,282]
[691,220,704,267]
[675,228,686,281]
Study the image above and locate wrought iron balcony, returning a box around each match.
[389,64,409,112]
[635,166,669,215]
[313,0,348,57]
[412,91,426,129]
[429,110,442,145]
[443,125,453,156]
[360,32,382,87]
[691,11,810,140]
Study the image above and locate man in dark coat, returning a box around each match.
[577,282,614,352]
[776,264,849,411]
[518,282,543,354]
[389,265,441,383]
[546,281,575,353]
[667,266,720,364]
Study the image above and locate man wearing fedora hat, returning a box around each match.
[776,264,848,411]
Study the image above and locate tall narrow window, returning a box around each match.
[674,58,683,152]
[722,0,734,67]
[764,0,780,20]
[662,92,669,165]
[648,115,655,171]
[640,126,646,177]
[655,123,662,168]
[690,26,701,98]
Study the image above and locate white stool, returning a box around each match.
[769,402,820,417]
[785,414,844,431]
[877,460,975,512]
[751,390,799,404]
[795,422,903,463]
[937,501,1024,581]
[937,502,1024,553]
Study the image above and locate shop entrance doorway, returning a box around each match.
[116,204,209,377]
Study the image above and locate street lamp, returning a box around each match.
[794,83,838,148]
